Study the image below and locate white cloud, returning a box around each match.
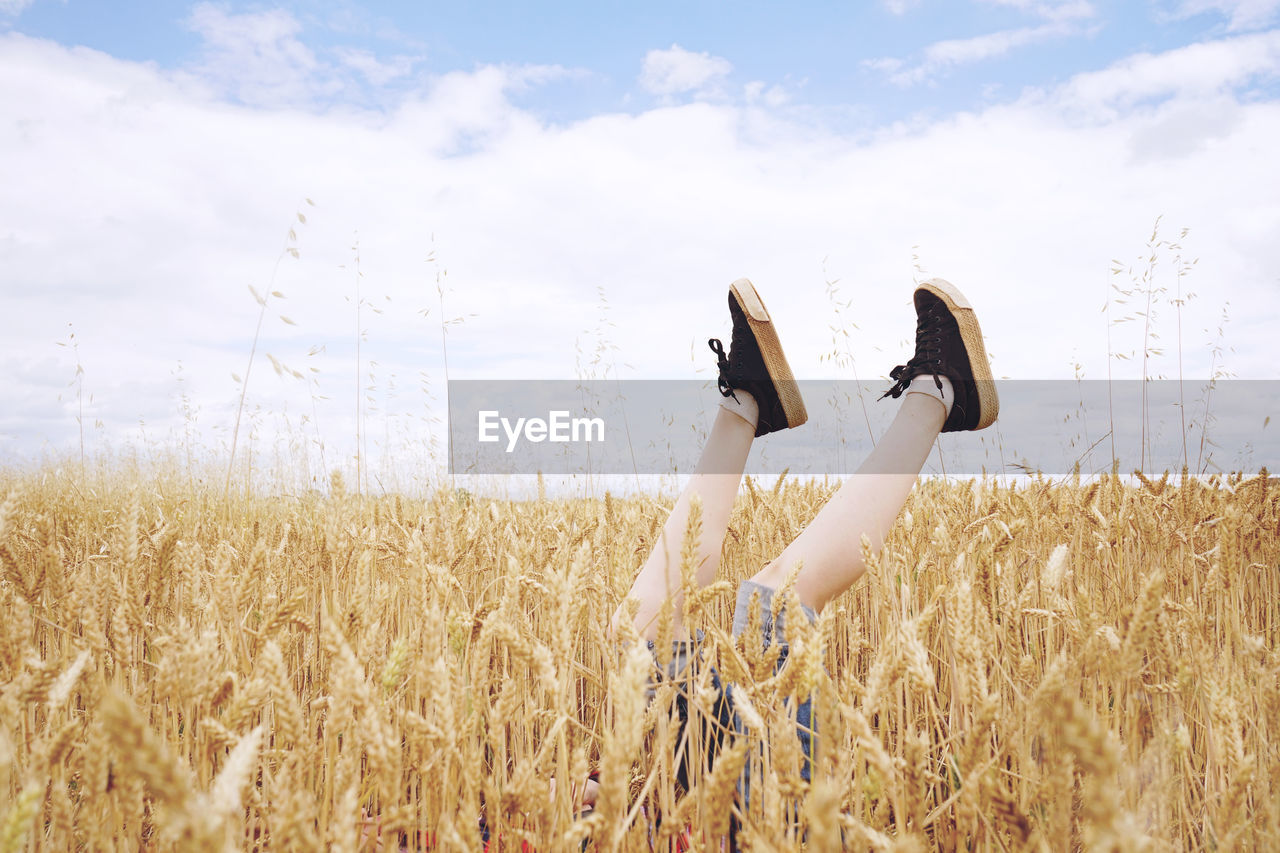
[392,64,560,153]
[862,56,904,75]
[333,47,416,87]
[885,0,1094,16]
[639,44,732,97]
[1169,0,1280,30]
[179,3,433,107]
[0,0,35,15]
[926,24,1062,63]
[183,3,326,106]
[871,23,1072,86]
[744,80,790,107]
[1055,29,1280,115]
[869,0,1099,85]
[980,0,1096,21]
[1,30,1277,476]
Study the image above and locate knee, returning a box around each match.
[747,559,827,614]
[611,599,662,645]
[747,558,785,589]
[607,606,633,644]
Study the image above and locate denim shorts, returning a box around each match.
[645,580,817,795]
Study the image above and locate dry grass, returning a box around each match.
[0,466,1277,850]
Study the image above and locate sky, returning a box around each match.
[2,0,1278,487]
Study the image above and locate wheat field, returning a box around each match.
[0,465,1276,851]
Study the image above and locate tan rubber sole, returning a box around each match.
[917,278,999,430]
[729,278,808,429]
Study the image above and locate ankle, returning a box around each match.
[905,374,953,417]
[719,389,759,429]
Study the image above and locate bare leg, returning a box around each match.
[613,402,756,642]
[749,390,945,611]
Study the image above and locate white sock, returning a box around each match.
[719,389,759,429]
[905,374,954,417]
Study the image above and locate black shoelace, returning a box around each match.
[880,302,948,400]
[708,337,739,400]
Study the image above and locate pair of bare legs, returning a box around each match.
[561,387,946,813]
[614,387,946,643]
[569,275,998,813]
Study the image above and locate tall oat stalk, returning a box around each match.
[225,200,313,498]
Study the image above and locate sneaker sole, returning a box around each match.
[729,278,808,430]
[917,278,999,430]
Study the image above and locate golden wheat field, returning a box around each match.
[0,465,1277,851]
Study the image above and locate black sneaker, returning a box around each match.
[707,279,808,437]
[880,278,998,432]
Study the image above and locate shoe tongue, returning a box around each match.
[921,301,956,336]
[733,331,763,376]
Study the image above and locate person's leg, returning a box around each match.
[615,399,756,642]
[612,278,808,643]
[721,391,947,829]
[749,382,946,610]
[749,278,999,612]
